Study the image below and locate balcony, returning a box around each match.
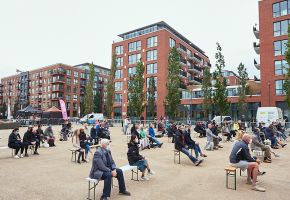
[254,59,260,70]
[179,70,187,78]
[188,65,202,74]
[188,76,202,85]
[179,61,187,67]
[51,77,65,84]
[188,53,202,63]
[253,42,260,54]
[50,69,66,76]
[178,83,187,91]
[52,87,65,92]
[253,25,259,39]
[38,82,43,86]
[177,47,187,54]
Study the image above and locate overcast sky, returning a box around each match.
[0,0,260,79]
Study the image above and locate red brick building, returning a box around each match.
[112,21,211,120]
[257,0,289,117]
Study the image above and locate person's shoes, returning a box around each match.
[251,185,266,192]
[82,159,88,163]
[195,159,203,166]
[282,144,287,148]
[100,197,108,200]
[14,155,20,159]
[218,145,223,148]
[20,154,24,158]
[201,154,207,157]
[272,146,279,149]
[148,170,155,175]
[263,159,272,163]
[213,146,219,150]
[77,160,81,164]
[258,171,266,176]
[247,180,260,185]
[119,191,131,196]
[25,153,29,157]
[140,176,150,181]
[273,153,280,158]
[34,152,39,155]
[158,143,163,148]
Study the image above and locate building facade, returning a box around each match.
[257,0,290,117]
[112,21,211,120]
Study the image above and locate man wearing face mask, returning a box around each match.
[23,125,40,155]
[89,139,131,200]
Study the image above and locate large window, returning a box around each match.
[146,91,157,101]
[274,20,290,36]
[275,60,289,75]
[273,1,290,18]
[147,63,157,74]
[169,38,176,48]
[128,41,141,52]
[146,77,157,88]
[115,82,123,91]
[128,67,136,77]
[115,46,123,55]
[147,36,158,48]
[116,57,123,67]
[128,54,141,65]
[276,80,285,95]
[114,93,122,104]
[274,40,288,56]
[147,50,157,61]
[115,69,123,79]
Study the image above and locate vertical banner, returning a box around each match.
[59,99,68,120]
[7,98,11,120]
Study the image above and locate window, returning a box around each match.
[273,2,281,17]
[116,57,123,67]
[66,95,70,101]
[147,50,157,61]
[74,71,78,77]
[275,60,289,75]
[146,77,157,88]
[128,67,136,77]
[128,41,141,52]
[281,1,288,16]
[73,95,78,101]
[274,40,288,56]
[66,78,71,85]
[146,91,157,101]
[115,69,123,79]
[227,88,237,96]
[273,1,290,18]
[276,80,285,95]
[115,46,123,55]
[128,54,141,65]
[274,20,290,36]
[169,38,176,48]
[114,94,122,103]
[147,36,158,48]
[67,70,71,76]
[274,22,281,36]
[281,20,289,35]
[115,82,123,91]
[147,63,157,74]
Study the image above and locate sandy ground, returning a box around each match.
[0,125,290,200]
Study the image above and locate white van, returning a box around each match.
[80,113,104,125]
[212,116,232,125]
[256,107,283,126]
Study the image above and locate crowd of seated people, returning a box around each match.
[194,121,206,138]
[8,128,29,158]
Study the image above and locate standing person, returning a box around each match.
[211,122,223,148]
[123,117,130,135]
[89,139,131,200]
[127,135,154,181]
[8,128,27,158]
[23,125,40,155]
[36,125,44,144]
[229,134,266,192]
[72,129,86,164]
[83,122,90,137]
[44,125,56,147]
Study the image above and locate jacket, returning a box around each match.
[149,127,155,137]
[23,130,36,143]
[127,142,143,165]
[265,127,274,139]
[183,131,195,148]
[229,140,255,163]
[8,132,21,147]
[90,127,97,139]
[174,130,185,151]
[44,128,54,137]
[251,131,264,150]
[206,128,218,142]
[89,147,116,180]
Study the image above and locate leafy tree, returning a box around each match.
[202,67,212,120]
[13,101,20,118]
[237,63,249,118]
[164,47,181,119]
[212,43,230,120]
[128,60,146,118]
[84,63,95,114]
[283,25,290,107]
[105,54,117,118]
[147,77,156,119]
[0,103,7,119]
[94,90,102,113]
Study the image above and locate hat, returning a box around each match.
[100,139,111,145]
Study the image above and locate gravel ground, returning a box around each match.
[0,125,290,200]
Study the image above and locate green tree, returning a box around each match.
[212,43,230,120]
[13,101,20,118]
[283,25,290,107]
[237,63,249,118]
[94,90,102,113]
[84,63,95,114]
[128,60,146,118]
[105,54,117,118]
[164,47,181,119]
[202,67,212,120]
[0,103,7,119]
[147,77,156,119]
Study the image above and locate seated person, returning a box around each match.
[79,128,91,162]
[90,123,98,145]
[183,125,207,158]
[44,125,56,147]
[98,122,110,140]
[205,123,219,150]
[8,128,28,158]
[251,128,273,163]
[36,125,45,144]
[194,122,206,138]
[211,123,223,148]
[127,135,154,181]
[157,122,165,135]
[23,125,40,155]
[89,139,131,200]
[131,122,141,139]
[229,134,266,192]
[221,122,233,142]
[265,124,286,149]
[72,129,86,163]
[174,128,203,166]
[139,127,150,149]
[148,123,163,148]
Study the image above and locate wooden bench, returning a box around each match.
[224,166,242,190]
[90,144,101,149]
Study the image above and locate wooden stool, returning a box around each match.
[224,166,242,190]
[173,150,180,164]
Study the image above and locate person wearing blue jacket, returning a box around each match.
[148,123,163,148]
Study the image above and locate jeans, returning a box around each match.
[269,137,278,147]
[84,143,90,155]
[123,125,128,134]
[101,168,126,198]
[151,137,161,145]
[180,147,197,164]
[193,144,202,158]
[277,131,287,140]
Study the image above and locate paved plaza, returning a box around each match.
[0,125,290,200]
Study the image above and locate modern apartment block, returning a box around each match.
[112,21,211,120]
[0,63,109,118]
[256,0,290,117]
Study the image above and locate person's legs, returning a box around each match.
[115,168,126,192]
[101,171,113,198]
[11,144,21,155]
[261,146,271,160]
[151,137,161,145]
[180,147,198,164]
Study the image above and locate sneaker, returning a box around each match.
[25,153,29,157]
[263,159,272,163]
[247,180,260,185]
[251,185,266,192]
[218,145,223,148]
[20,154,24,158]
[34,152,39,155]
[14,155,20,159]
[282,144,287,148]
[148,170,155,175]
[258,171,266,176]
[201,154,207,157]
[140,176,149,181]
[158,143,163,148]
[119,191,131,196]
[195,159,204,166]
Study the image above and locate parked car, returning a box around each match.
[212,116,232,125]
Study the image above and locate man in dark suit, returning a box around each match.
[89,139,131,200]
